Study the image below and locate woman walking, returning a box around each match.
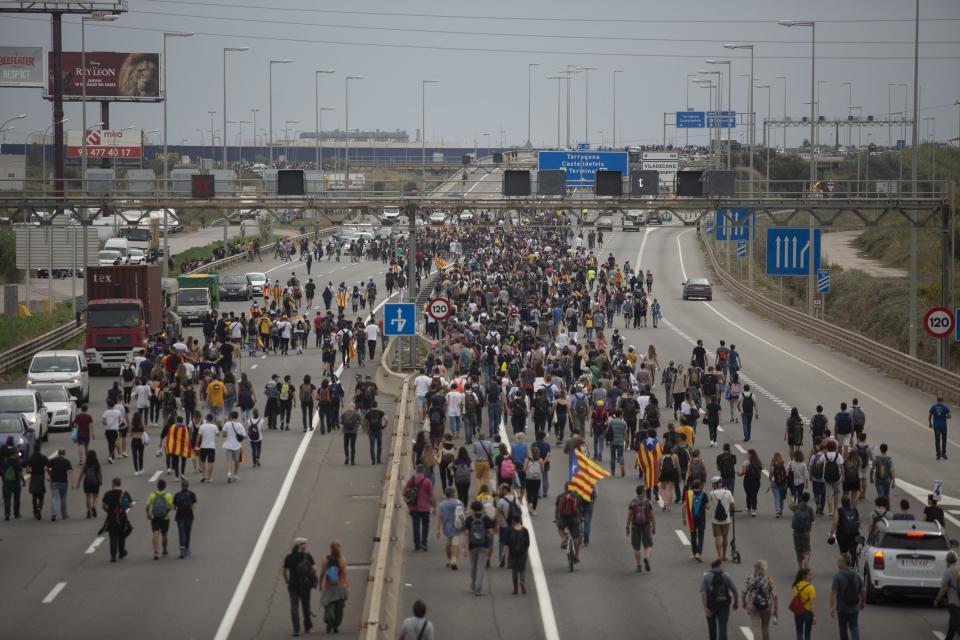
[78,450,102,519]
[524,446,544,515]
[130,412,146,476]
[658,444,679,510]
[742,560,778,640]
[788,450,808,505]
[789,567,816,640]
[769,452,789,518]
[738,449,763,516]
[26,444,47,520]
[452,447,473,507]
[320,540,349,634]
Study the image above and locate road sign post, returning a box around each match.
[765,227,822,277]
[736,241,746,257]
[923,306,954,339]
[383,303,416,336]
[817,268,830,293]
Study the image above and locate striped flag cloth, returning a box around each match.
[568,448,610,502]
[636,437,662,491]
[434,257,447,270]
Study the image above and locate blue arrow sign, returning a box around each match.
[737,241,747,257]
[383,302,416,336]
[817,268,831,293]
[715,208,753,241]
[765,228,822,276]
[537,151,629,188]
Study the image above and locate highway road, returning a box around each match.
[0,241,404,639]
[399,223,957,640]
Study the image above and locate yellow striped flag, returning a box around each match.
[434,256,447,270]
[568,448,610,502]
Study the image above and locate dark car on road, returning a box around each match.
[0,412,35,459]
[682,277,713,301]
[220,274,252,301]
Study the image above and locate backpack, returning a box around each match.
[2,461,16,483]
[84,464,98,485]
[486,382,501,403]
[713,495,728,522]
[403,477,424,507]
[508,361,520,381]
[454,462,472,484]
[839,507,860,536]
[324,559,340,584]
[505,496,522,523]
[750,579,770,611]
[299,556,319,590]
[632,498,653,528]
[851,406,866,430]
[621,398,638,420]
[150,492,170,520]
[248,419,261,442]
[706,572,732,610]
[299,385,313,404]
[465,392,478,414]
[533,396,549,417]
[468,515,488,547]
[122,366,135,383]
[173,490,192,515]
[874,455,892,482]
[855,443,870,467]
[428,407,444,426]
[363,384,376,404]
[810,413,827,435]
[279,383,292,401]
[745,462,761,483]
[840,571,860,606]
[789,418,803,443]
[317,387,332,404]
[557,492,579,517]
[791,506,812,532]
[367,411,383,433]
[835,412,853,434]
[741,394,755,415]
[717,454,735,478]
[772,462,788,486]
[823,453,841,483]
[500,458,516,481]
[689,459,706,483]
[574,394,589,418]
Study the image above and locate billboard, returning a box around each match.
[47,51,160,101]
[67,129,142,159]
[0,46,43,88]
[537,151,629,188]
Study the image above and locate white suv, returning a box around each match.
[859,519,953,603]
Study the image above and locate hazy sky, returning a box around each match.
[1,0,959,149]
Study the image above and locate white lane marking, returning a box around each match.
[740,627,755,640]
[41,582,67,604]
[933,633,945,640]
[249,364,258,370]
[148,470,162,482]
[498,418,560,640]
[674,228,958,450]
[85,537,105,555]
[465,169,496,195]
[260,354,267,359]
[718,427,725,432]
[213,290,400,640]
[734,444,747,454]
[674,529,691,546]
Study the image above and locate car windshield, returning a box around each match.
[0,417,23,433]
[247,273,266,283]
[178,290,209,305]
[222,275,246,285]
[880,532,950,551]
[120,227,150,242]
[0,396,35,413]
[30,356,78,373]
[688,279,710,285]
[36,387,70,402]
[88,306,140,328]
[99,251,120,260]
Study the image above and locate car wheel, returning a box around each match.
[682,294,688,300]
[706,296,712,301]
[864,568,879,604]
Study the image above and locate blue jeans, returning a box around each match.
[177,517,193,552]
[706,603,731,640]
[875,479,891,498]
[488,404,502,437]
[582,501,594,545]
[448,416,462,438]
[793,610,813,640]
[838,610,860,640]
[722,478,736,494]
[610,444,624,473]
[593,433,605,460]
[741,413,753,440]
[463,414,475,444]
[772,484,785,513]
[50,482,68,518]
[812,480,826,512]
[368,431,383,463]
[935,427,948,458]
[411,511,430,550]
[690,520,706,556]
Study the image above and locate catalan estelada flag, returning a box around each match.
[637,437,662,491]
[568,448,610,502]
[434,257,447,270]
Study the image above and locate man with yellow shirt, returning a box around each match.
[205,377,226,424]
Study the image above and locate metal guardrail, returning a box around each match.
[700,229,960,401]
[0,321,84,374]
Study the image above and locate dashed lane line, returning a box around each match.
[675,529,691,546]
[85,537,105,555]
[148,470,162,483]
[41,582,67,604]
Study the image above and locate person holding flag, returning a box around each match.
[682,479,710,563]
[557,448,611,564]
[636,428,662,501]
[335,283,349,316]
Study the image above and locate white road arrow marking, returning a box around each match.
[775,236,782,268]
[791,236,798,268]
[800,241,809,269]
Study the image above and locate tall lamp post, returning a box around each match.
[755,84,772,192]
[314,69,335,168]
[207,110,216,162]
[840,81,853,146]
[545,75,564,148]
[82,13,118,198]
[41,118,68,195]
[776,76,787,149]
[685,74,698,147]
[723,44,755,187]
[694,80,716,166]
[223,47,250,168]
[778,19,816,317]
[268,58,293,166]
[249,109,260,159]
[162,32,193,192]
[421,79,439,188]
[283,120,299,165]
[698,70,722,168]
[344,75,364,183]
[612,69,623,148]
[577,66,598,145]
[315,107,335,170]
[706,59,732,168]
[526,63,539,148]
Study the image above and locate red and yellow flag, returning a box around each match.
[568,448,610,502]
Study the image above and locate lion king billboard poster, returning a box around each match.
[47,51,160,101]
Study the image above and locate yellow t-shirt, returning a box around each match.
[791,581,815,612]
[206,380,225,407]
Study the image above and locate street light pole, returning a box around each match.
[699,70,722,168]
[249,109,260,159]
[723,44,754,183]
[577,66,598,145]
[223,47,249,169]
[612,69,623,148]
[344,76,364,185]
[686,73,698,147]
[776,76,787,149]
[268,59,293,166]
[840,82,852,146]
[546,76,563,148]
[421,79,439,189]
[162,32,193,195]
[314,69,335,168]
[527,63,540,148]
[707,60,732,168]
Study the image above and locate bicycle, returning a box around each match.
[560,522,581,572]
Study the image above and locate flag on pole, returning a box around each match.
[568,448,610,502]
[434,256,447,270]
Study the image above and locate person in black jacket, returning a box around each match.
[505,515,530,594]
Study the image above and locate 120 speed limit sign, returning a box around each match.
[427,297,452,321]
[923,306,954,338]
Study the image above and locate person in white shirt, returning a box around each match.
[365,321,380,360]
[230,319,244,344]
[102,403,123,462]
[445,387,464,439]
[133,380,151,423]
[221,411,246,483]
[196,414,220,482]
[413,369,432,420]
[708,476,736,562]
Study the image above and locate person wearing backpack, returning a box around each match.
[571,387,590,436]
[716,443,737,494]
[404,464,436,552]
[850,398,866,436]
[742,560,779,640]
[171,478,197,558]
[319,539,349,633]
[834,402,855,456]
[699,558,739,640]
[145,478,174,560]
[737,449,763,517]
[933,551,960,640]
[870,443,896,498]
[821,440,845,517]
[282,537,317,636]
[462,500,495,596]
[830,496,862,561]
[683,479,710,562]
[785,408,804,457]
[505,514,531,594]
[829,554,865,639]
[298,375,315,432]
[740,384,758,442]
[1,444,24,520]
[626,484,657,573]
[768,452,789,518]
[363,401,388,465]
[437,486,464,570]
[788,491,816,570]
[708,476,735,562]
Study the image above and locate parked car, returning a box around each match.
[682,277,713,301]
[860,519,953,603]
[428,211,447,225]
[0,390,48,442]
[32,384,75,432]
[220,274,252,301]
[127,248,146,264]
[0,412,35,459]
[245,272,267,296]
[26,350,89,401]
[622,210,646,231]
[596,209,617,231]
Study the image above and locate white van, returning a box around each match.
[103,237,130,258]
[25,349,89,402]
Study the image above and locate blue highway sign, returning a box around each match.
[706,111,737,128]
[714,208,753,241]
[676,111,705,128]
[576,143,591,150]
[384,303,416,336]
[817,269,831,293]
[765,227,822,276]
[537,151,629,188]
[737,241,747,257]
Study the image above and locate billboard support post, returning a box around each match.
[52,12,64,204]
